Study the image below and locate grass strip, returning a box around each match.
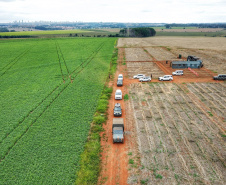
[75,47,118,185]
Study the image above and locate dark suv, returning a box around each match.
[113,103,122,117]
[117,79,123,86]
[213,74,226,80]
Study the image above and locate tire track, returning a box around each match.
[55,41,71,81]
[0,46,34,78]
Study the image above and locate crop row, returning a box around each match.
[0,37,117,184]
[129,82,225,184]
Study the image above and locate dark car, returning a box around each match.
[213,74,226,80]
[117,79,123,86]
[113,103,122,117]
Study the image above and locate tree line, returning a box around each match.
[165,23,226,28]
[119,27,156,37]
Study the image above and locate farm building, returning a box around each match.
[171,60,203,69]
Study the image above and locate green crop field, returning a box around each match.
[0,37,117,184]
[0,29,92,36]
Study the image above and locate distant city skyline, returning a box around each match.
[0,0,226,23]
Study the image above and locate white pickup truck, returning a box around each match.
[139,76,151,82]
[159,75,173,81]
[115,89,122,100]
[133,74,145,79]
[172,70,183,76]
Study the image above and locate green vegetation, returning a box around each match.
[129,159,134,164]
[120,27,156,37]
[124,94,129,100]
[0,29,120,38]
[140,179,149,184]
[0,37,117,184]
[0,29,90,36]
[75,86,113,185]
[207,111,214,117]
[109,47,118,77]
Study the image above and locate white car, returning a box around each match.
[159,75,173,81]
[172,70,183,76]
[115,89,122,100]
[118,74,123,81]
[133,74,145,79]
[139,76,151,82]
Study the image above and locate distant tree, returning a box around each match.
[165,25,171,29]
[0,28,9,32]
[129,27,156,37]
[119,28,127,36]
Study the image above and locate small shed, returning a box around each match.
[171,60,203,69]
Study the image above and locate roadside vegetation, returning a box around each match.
[75,47,118,184]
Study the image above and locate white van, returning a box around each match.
[172,70,183,76]
[115,89,122,100]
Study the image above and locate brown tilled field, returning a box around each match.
[99,37,226,185]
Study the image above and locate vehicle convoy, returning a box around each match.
[172,70,183,76]
[117,79,123,86]
[113,103,122,117]
[133,74,145,79]
[159,75,173,81]
[139,76,151,82]
[118,74,123,81]
[213,74,226,80]
[115,89,122,100]
[112,118,124,143]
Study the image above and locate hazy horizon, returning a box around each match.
[0,0,226,23]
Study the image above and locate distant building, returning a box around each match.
[171,60,203,69]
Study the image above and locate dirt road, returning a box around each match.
[98,48,132,185]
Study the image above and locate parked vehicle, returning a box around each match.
[172,70,183,76]
[115,89,122,100]
[118,74,123,81]
[139,76,151,82]
[133,74,145,79]
[112,118,124,143]
[213,74,226,80]
[113,103,122,117]
[159,75,173,81]
[117,79,123,86]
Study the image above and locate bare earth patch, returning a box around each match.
[118,37,226,51]
[128,82,226,184]
[125,48,152,61]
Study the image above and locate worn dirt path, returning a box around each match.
[98,48,130,185]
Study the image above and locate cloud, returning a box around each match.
[141,10,152,13]
[0,0,225,23]
[0,0,13,1]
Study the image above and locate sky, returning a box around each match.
[0,0,226,23]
